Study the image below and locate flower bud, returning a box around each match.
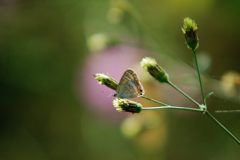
[182,17,199,51]
[113,98,142,113]
[94,73,118,90]
[141,57,169,83]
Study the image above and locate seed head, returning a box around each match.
[94,73,118,90]
[113,98,142,113]
[141,57,169,83]
[182,17,199,51]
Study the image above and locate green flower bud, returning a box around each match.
[113,98,142,113]
[141,57,169,83]
[182,17,199,51]
[94,73,118,90]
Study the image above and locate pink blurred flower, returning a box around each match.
[77,45,145,121]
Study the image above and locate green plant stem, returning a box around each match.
[142,105,202,112]
[192,49,205,104]
[215,110,240,113]
[206,111,240,145]
[141,96,168,106]
[167,81,200,107]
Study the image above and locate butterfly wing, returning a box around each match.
[117,69,144,98]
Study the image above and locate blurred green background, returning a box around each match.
[1,0,240,159]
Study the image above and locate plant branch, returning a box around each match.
[167,80,200,107]
[206,111,240,145]
[215,110,240,113]
[142,105,202,112]
[141,96,168,106]
[192,49,205,104]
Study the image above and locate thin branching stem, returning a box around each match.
[206,111,240,145]
[167,81,201,107]
[215,110,240,113]
[141,96,168,106]
[192,50,240,144]
[142,105,202,112]
[192,49,205,104]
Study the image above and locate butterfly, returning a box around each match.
[115,69,144,98]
